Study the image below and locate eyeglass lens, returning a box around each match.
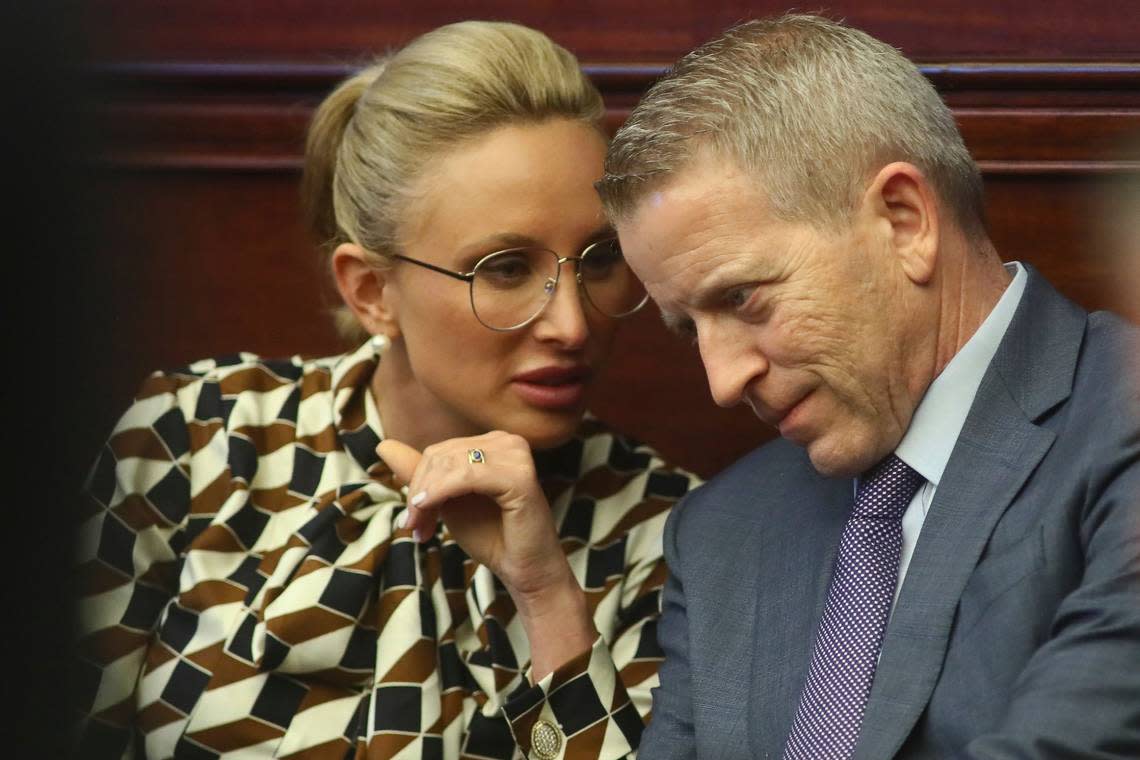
[469,240,648,330]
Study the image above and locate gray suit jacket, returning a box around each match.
[641,267,1140,759]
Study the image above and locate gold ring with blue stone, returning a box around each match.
[467,448,486,464]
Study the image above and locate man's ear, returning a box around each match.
[331,243,401,338]
[862,162,939,285]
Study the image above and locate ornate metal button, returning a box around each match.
[531,718,562,759]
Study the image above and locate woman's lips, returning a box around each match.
[511,365,591,410]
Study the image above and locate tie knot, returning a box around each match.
[852,454,924,520]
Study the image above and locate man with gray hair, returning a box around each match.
[600,14,1140,759]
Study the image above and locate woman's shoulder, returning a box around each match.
[145,349,347,391]
[108,348,358,444]
[132,350,351,407]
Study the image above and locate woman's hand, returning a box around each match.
[377,432,595,679]
[377,431,562,596]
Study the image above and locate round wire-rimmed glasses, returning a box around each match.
[389,237,650,331]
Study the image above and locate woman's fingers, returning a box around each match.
[405,445,511,542]
[376,436,509,541]
[376,432,544,546]
[375,433,568,600]
[376,439,431,537]
[406,495,441,543]
[376,439,422,484]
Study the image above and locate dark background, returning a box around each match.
[5,1,99,754]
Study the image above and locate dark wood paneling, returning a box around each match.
[986,174,1140,322]
[960,109,1140,167]
[84,168,1138,478]
[85,1,1140,62]
[88,62,1140,172]
[83,172,339,462]
[80,4,1140,476]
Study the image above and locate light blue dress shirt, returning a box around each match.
[889,261,1027,607]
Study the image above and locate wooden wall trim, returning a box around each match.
[87,61,1140,174]
[80,1,1140,63]
[88,60,1140,94]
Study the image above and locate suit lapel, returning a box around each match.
[854,377,1054,758]
[854,267,1087,759]
[748,462,851,758]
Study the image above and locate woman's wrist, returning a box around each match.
[512,571,597,681]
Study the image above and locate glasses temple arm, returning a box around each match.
[390,253,475,282]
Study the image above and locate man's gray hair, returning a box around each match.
[599,14,985,237]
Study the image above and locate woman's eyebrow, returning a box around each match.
[459,232,543,254]
[460,226,617,257]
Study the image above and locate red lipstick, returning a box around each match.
[511,365,592,410]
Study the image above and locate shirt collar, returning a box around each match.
[894,261,1027,486]
[330,339,387,475]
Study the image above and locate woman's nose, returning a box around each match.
[532,263,589,347]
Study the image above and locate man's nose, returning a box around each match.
[698,319,766,408]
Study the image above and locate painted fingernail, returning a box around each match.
[411,491,427,507]
[413,528,423,543]
[396,510,408,529]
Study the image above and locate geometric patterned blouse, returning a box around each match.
[74,340,698,759]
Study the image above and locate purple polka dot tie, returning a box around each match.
[783,454,925,760]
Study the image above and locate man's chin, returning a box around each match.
[803,435,881,479]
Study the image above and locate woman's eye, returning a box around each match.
[580,255,616,279]
[580,241,622,280]
[479,254,533,282]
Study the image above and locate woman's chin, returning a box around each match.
[509,409,585,450]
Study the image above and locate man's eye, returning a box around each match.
[726,286,756,309]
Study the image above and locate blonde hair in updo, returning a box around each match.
[301,21,605,342]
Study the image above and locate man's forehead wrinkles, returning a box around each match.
[664,245,746,300]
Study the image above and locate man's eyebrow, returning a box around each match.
[684,273,736,311]
[652,272,724,337]
[660,309,694,336]
[660,310,682,331]
[587,223,616,241]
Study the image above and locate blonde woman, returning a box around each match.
[75,21,697,760]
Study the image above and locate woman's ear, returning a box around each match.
[331,243,401,338]
[861,162,939,285]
